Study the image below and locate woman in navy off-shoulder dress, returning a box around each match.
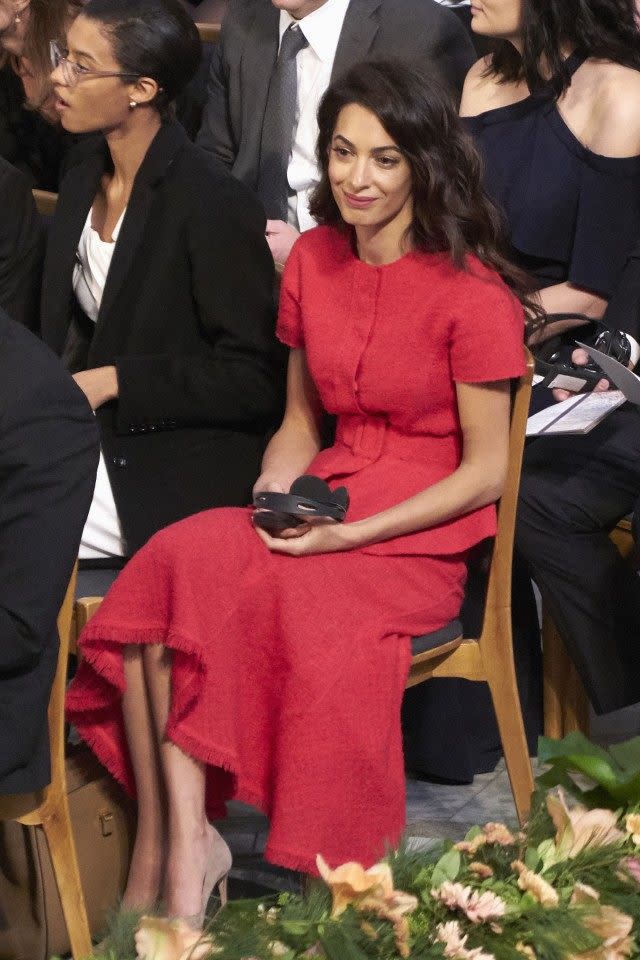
[405,0,640,781]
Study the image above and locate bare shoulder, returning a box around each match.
[583,61,640,156]
[460,56,525,116]
[460,56,495,115]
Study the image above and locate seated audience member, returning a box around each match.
[197,0,476,265]
[0,0,83,189]
[517,238,640,715]
[0,308,98,794]
[41,0,281,564]
[67,58,529,922]
[461,0,640,336]
[0,155,43,328]
[404,0,640,781]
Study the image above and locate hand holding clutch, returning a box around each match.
[252,475,349,533]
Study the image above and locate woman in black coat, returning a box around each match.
[41,0,281,557]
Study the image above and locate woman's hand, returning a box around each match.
[254,519,358,556]
[252,474,287,497]
[72,366,119,410]
[551,347,609,402]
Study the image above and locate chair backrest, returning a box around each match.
[195,22,221,44]
[32,189,58,217]
[479,348,534,641]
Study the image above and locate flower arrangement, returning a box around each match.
[87,735,640,960]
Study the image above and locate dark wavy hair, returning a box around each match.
[309,59,536,309]
[488,0,640,94]
[81,0,201,119]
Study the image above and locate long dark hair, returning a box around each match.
[309,59,535,306]
[1,0,83,110]
[81,0,200,119]
[489,0,640,94]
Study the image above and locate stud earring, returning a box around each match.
[129,99,137,109]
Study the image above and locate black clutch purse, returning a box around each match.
[252,475,349,533]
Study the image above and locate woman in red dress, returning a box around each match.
[67,59,530,926]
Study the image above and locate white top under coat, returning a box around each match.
[73,208,127,560]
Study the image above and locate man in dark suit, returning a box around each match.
[0,311,98,793]
[516,238,640,717]
[197,0,476,264]
[0,156,44,330]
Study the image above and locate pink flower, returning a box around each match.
[431,882,506,924]
[435,921,496,960]
[620,856,640,884]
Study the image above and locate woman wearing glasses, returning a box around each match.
[41,0,280,568]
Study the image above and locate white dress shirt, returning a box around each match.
[73,208,127,560]
[279,0,350,232]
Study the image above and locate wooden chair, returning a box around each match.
[74,355,535,829]
[195,21,221,44]
[407,350,536,826]
[0,563,92,960]
[542,518,635,739]
[32,188,58,217]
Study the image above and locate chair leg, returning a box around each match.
[41,796,93,960]
[484,656,534,826]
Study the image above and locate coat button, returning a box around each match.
[112,457,128,468]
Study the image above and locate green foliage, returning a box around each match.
[537,733,640,807]
[79,736,640,960]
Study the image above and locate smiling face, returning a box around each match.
[328,102,413,249]
[51,14,142,133]
[469,0,523,40]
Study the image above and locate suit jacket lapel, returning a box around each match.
[93,122,188,349]
[332,0,382,80]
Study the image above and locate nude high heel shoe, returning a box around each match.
[178,830,232,930]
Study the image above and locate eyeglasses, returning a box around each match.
[49,40,140,87]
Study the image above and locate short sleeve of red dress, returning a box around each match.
[276,241,304,349]
[449,260,527,382]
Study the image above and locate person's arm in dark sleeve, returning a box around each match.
[114,177,282,434]
[195,22,236,165]
[0,161,44,331]
[601,238,640,341]
[0,342,99,675]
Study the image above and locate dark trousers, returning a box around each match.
[516,403,640,714]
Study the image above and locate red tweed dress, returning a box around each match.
[66,226,526,874]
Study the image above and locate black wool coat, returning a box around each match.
[0,156,44,330]
[41,121,283,554]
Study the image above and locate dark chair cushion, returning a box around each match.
[411,619,463,657]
